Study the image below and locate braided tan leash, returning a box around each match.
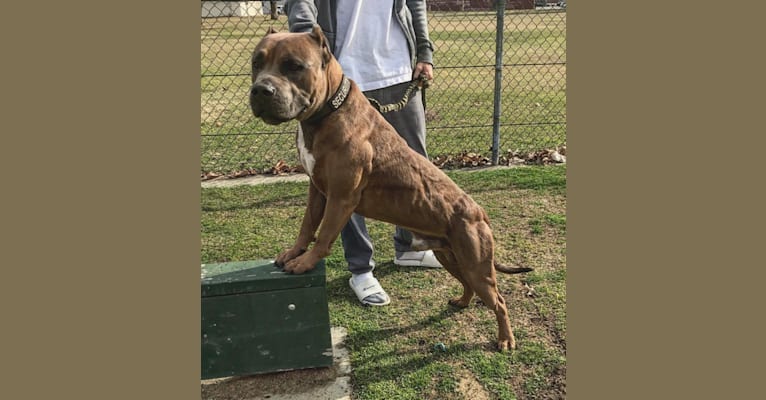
[368,76,431,114]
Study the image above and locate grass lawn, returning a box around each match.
[201,165,566,399]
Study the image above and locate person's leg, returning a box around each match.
[341,213,375,275]
[341,213,390,305]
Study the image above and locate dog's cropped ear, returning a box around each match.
[266,26,278,35]
[308,25,332,68]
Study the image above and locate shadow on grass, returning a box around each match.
[345,315,497,388]
[323,264,503,387]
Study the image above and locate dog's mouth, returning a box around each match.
[296,105,310,119]
[250,85,312,124]
[254,109,293,125]
[250,98,298,125]
[293,94,320,121]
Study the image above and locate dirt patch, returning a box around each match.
[456,369,492,400]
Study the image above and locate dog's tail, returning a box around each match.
[494,261,534,274]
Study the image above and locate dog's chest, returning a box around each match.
[296,126,316,177]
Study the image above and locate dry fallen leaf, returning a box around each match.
[523,283,537,298]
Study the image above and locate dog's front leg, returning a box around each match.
[282,191,359,274]
[276,181,326,267]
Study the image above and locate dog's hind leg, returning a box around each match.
[410,235,474,306]
[451,219,517,352]
[467,269,516,352]
[434,250,474,308]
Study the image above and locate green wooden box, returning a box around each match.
[201,259,332,380]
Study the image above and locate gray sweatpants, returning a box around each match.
[341,81,429,275]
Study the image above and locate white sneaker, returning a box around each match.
[394,250,443,268]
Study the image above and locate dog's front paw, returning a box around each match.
[284,253,317,274]
[497,338,516,353]
[275,246,305,267]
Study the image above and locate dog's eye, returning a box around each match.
[252,51,266,71]
[282,60,305,72]
[252,57,263,71]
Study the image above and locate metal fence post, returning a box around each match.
[491,0,506,165]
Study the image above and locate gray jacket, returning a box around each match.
[285,0,434,67]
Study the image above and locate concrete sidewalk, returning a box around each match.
[201,173,310,189]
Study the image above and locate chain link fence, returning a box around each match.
[201,1,566,177]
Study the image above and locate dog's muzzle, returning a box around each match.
[249,74,311,124]
[249,79,290,124]
[250,81,276,98]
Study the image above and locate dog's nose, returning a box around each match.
[251,82,276,97]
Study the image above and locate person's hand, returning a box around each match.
[413,62,434,87]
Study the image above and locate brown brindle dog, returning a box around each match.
[249,26,532,352]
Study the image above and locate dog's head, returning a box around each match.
[249,25,335,125]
